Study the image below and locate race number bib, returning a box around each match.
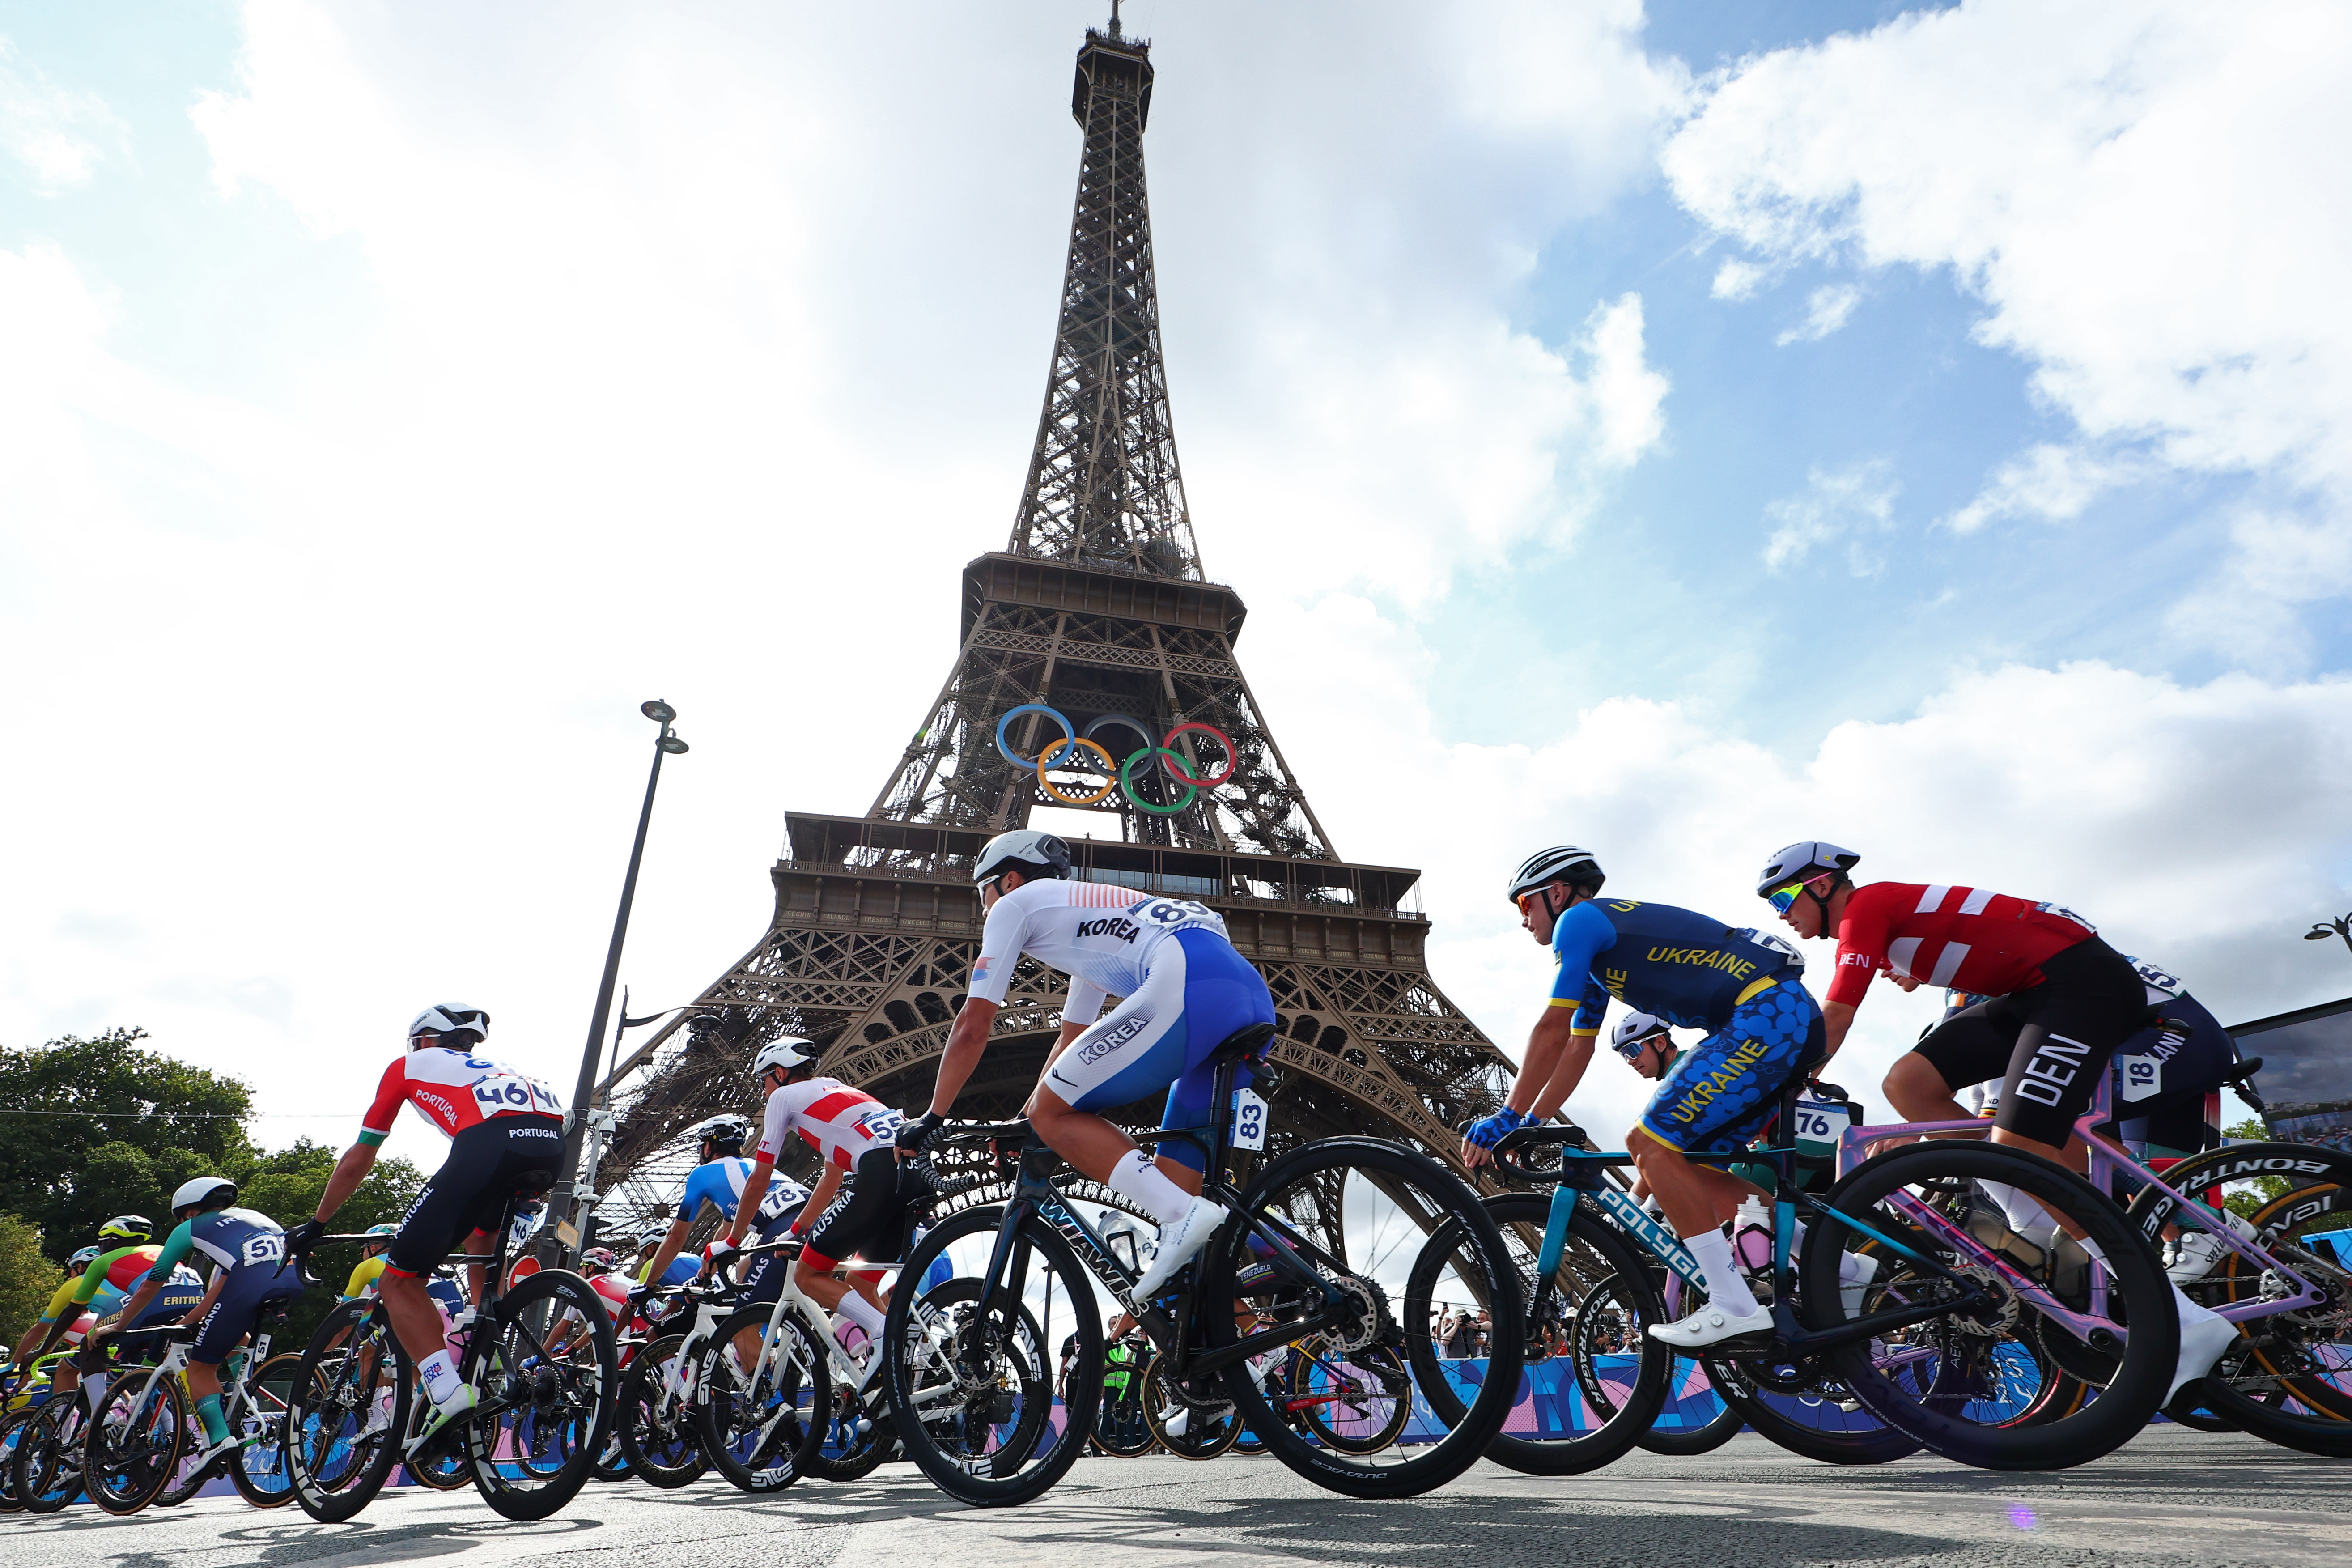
[471,1066,565,1118]
[1138,898,1218,931]
[1791,1099,1845,1156]
[1230,1088,1269,1151]
[240,1232,285,1266]
[2117,1054,2163,1103]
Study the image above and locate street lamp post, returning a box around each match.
[2306,911,2352,960]
[542,700,689,1264]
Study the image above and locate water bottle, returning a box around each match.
[1733,1195,1774,1272]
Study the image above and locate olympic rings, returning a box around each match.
[999,706,1235,812]
[1038,738,1120,805]
[1122,747,1198,815]
[995,704,1078,769]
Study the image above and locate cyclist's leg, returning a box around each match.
[1154,931,1277,1194]
[792,1150,906,1352]
[1987,939,2145,1169]
[1032,943,1193,1210]
[1888,1002,2018,1133]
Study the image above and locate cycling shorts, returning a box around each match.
[1040,926,1276,1174]
[387,1113,565,1278]
[1639,980,1824,1156]
[191,1268,301,1365]
[802,1147,927,1275]
[734,1205,809,1308]
[1908,936,2149,1147]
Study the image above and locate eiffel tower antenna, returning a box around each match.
[589,18,1509,1231]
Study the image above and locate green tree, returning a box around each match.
[2220,1118,2293,1220]
[0,1213,64,1351]
[0,1028,253,1262]
[234,1139,426,1350]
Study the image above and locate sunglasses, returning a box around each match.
[1613,1034,1665,1063]
[1516,889,1554,917]
[1764,879,1812,914]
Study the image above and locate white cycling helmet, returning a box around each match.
[684,1114,752,1153]
[408,1003,490,1050]
[170,1176,238,1215]
[751,1037,817,1081]
[636,1220,671,1250]
[1507,845,1605,905]
[1609,1012,1672,1058]
[973,829,1072,886]
[69,1245,101,1270]
[1754,842,1860,899]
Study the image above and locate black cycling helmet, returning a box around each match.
[973,829,1072,886]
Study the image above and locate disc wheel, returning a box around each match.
[462,1270,618,1521]
[83,1369,187,1515]
[1208,1136,1524,1498]
[1801,1141,2174,1470]
[886,1206,1094,1507]
[226,1353,305,1508]
[695,1304,823,1493]
[616,1334,708,1488]
[286,1302,409,1522]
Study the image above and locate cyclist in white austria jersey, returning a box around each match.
[896,829,1277,1300]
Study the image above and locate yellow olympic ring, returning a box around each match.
[1037,738,1120,805]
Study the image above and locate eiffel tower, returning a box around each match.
[592,14,1509,1224]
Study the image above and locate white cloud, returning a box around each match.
[1663,0,2352,647]
[0,37,124,191]
[1944,442,2141,534]
[1775,282,1859,345]
[1762,459,1898,573]
[1711,257,1766,301]
[2168,507,2352,672]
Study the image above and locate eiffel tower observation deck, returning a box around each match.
[593,13,1511,1224]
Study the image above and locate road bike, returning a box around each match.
[284,1176,617,1522]
[1496,1064,2178,1473]
[884,1022,1524,1505]
[78,1302,304,1515]
[613,1281,730,1489]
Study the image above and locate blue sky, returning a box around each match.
[4,1,2348,1161]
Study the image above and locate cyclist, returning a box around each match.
[639,1113,811,1300]
[633,1221,700,1288]
[12,1217,195,1406]
[894,829,1278,1300]
[1755,841,2239,1395]
[711,1037,917,1373]
[1460,844,1830,1350]
[339,1224,402,1301]
[285,1003,566,1454]
[105,1177,299,1466]
[1611,1011,1680,1082]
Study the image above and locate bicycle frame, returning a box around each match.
[1837,1054,2326,1329]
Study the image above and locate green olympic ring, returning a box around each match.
[995,706,1234,812]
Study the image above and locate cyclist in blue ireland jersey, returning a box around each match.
[639,1114,811,1305]
[106,1177,299,1467]
[1460,845,1829,1350]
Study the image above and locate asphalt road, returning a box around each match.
[3,1429,2346,1568]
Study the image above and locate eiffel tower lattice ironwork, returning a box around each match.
[590,18,1510,1228]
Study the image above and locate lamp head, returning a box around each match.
[659,736,689,755]
[641,699,677,724]
[2310,926,2335,940]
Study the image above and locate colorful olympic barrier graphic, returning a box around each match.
[994,704,1236,815]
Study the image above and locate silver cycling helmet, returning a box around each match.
[68,1245,101,1270]
[1754,841,1860,899]
[973,829,1072,886]
[1506,845,1605,905]
[1608,1011,1673,1060]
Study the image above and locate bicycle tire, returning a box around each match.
[616,1334,709,1488]
[0,1407,35,1513]
[1141,1352,1241,1458]
[1802,1140,2175,1470]
[1292,1339,1411,1454]
[84,1368,187,1515]
[12,1396,85,1513]
[696,1303,822,1493]
[463,1269,618,1521]
[886,1205,1097,1507]
[225,1353,304,1507]
[1207,1136,1524,1499]
[286,1303,409,1522]
[2161,1385,2237,1433]
[1414,1192,1665,1476]
[1636,1360,1742,1456]
[1090,1386,1159,1458]
[799,1381,891,1481]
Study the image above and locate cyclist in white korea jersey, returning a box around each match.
[897,830,1277,1300]
[287,1004,565,1451]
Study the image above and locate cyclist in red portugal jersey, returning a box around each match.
[1755,841,2238,1398]
[286,1003,566,1453]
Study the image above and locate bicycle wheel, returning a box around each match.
[0,1407,36,1513]
[1142,1352,1240,1458]
[1638,1356,1742,1456]
[1417,1192,1665,1476]
[696,1303,823,1493]
[616,1334,708,1488]
[1206,1136,1524,1499]
[462,1269,617,1521]
[287,1303,409,1522]
[799,1379,889,1481]
[84,1371,187,1516]
[1090,1387,1158,1458]
[1802,1140,2175,1470]
[228,1354,304,1508]
[12,1397,85,1513]
[886,1205,1096,1507]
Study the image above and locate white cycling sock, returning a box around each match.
[1983,1181,2056,1241]
[418,1350,461,1405]
[1684,1229,1763,1317]
[1105,1149,1193,1227]
[834,1292,884,1339]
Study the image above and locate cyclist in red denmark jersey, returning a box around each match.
[287,1003,566,1450]
[709,1037,914,1372]
[1757,843,2238,1397]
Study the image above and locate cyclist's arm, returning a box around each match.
[1521,1006,1597,1122]
[928,995,998,1117]
[314,1057,407,1224]
[1821,999,1858,1058]
[790,1163,846,1239]
[342,1255,385,1301]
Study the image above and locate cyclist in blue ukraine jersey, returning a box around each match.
[105,1177,300,1466]
[1460,845,1832,1350]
